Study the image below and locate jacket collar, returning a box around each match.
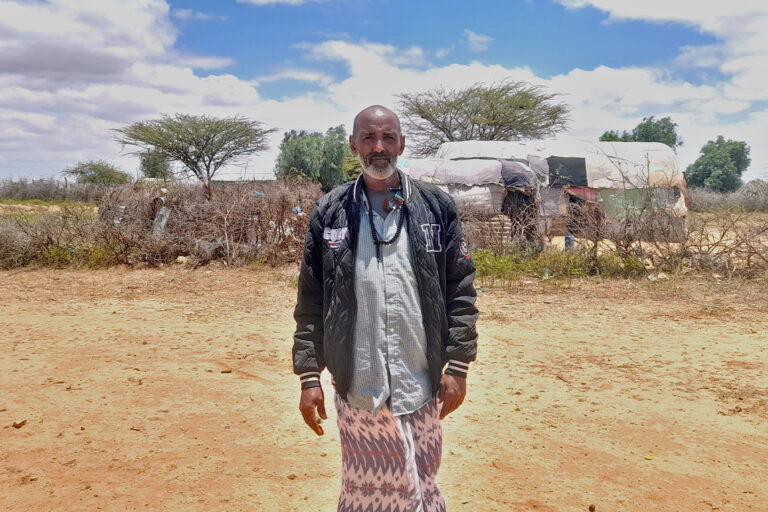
[352,169,413,204]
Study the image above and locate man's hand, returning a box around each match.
[299,386,327,436]
[437,373,466,420]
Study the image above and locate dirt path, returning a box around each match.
[2,267,767,511]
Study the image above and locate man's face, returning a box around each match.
[349,108,405,180]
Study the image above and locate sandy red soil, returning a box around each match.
[2,266,767,511]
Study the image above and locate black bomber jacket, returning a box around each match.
[292,172,479,401]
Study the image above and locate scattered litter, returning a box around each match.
[12,419,27,429]
[152,206,170,235]
[644,455,654,460]
[221,369,232,374]
[113,204,126,227]
[293,205,302,214]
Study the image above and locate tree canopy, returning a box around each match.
[396,80,570,157]
[684,136,751,192]
[115,114,275,198]
[63,160,131,185]
[600,116,683,150]
[139,150,173,181]
[275,125,352,191]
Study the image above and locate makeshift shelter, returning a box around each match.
[399,139,688,238]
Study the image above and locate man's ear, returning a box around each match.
[398,135,406,156]
[349,134,358,156]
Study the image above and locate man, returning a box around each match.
[292,105,478,512]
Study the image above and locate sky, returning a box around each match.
[0,0,767,182]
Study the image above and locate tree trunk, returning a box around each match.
[203,181,213,201]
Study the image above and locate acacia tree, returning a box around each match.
[600,116,683,150]
[63,160,131,185]
[397,80,570,157]
[684,136,751,192]
[115,114,275,199]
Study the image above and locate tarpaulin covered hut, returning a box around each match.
[399,139,687,237]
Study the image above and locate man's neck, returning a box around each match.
[362,172,400,192]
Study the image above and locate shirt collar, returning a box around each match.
[352,170,411,204]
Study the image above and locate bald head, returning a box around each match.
[349,105,405,185]
[352,105,401,136]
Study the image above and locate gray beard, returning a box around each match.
[359,156,397,180]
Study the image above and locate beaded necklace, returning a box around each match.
[363,182,407,262]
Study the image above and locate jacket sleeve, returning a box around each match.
[442,197,479,378]
[292,202,325,389]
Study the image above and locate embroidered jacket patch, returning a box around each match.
[323,226,348,249]
[459,238,471,259]
[420,223,442,253]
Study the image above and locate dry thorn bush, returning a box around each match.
[2,176,767,278]
[96,180,322,266]
[0,178,105,203]
[0,179,322,269]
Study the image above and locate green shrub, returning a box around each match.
[77,244,115,268]
[36,246,73,268]
[473,247,647,284]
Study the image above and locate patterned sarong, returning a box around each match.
[335,394,445,512]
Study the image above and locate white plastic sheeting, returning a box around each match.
[398,158,503,186]
[436,183,507,211]
[434,140,686,194]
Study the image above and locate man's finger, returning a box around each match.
[439,399,453,419]
[301,406,324,436]
[318,398,327,420]
[439,393,453,419]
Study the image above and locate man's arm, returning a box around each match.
[439,196,479,419]
[293,203,327,434]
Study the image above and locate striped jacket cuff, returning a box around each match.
[444,360,470,378]
[299,371,321,390]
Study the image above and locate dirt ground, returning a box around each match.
[1,266,767,512]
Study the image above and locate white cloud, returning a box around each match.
[172,54,237,70]
[675,45,724,69]
[0,0,766,183]
[257,69,335,87]
[171,9,227,21]
[464,29,492,52]
[236,0,322,5]
[552,1,768,101]
[435,46,454,59]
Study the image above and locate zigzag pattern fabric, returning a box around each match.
[335,395,445,512]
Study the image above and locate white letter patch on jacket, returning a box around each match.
[323,226,347,249]
[420,223,442,252]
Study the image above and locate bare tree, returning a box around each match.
[115,114,275,199]
[397,80,570,157]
